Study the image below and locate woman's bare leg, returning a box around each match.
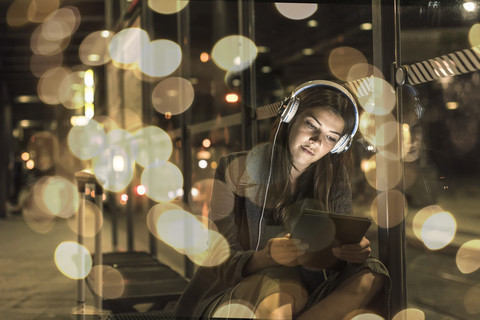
[297,269,385,320]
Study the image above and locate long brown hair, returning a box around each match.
[264,85,357,227]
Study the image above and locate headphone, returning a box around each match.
[279,80,360,154]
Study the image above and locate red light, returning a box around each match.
[120,193,128,204]
[136,185,146,196]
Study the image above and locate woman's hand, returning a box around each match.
[331,236,372,264]
[269,234,308,266]
[245,234,308,274]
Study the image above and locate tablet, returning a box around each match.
[291,208,372,269]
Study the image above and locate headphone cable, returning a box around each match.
[255,119,283,251]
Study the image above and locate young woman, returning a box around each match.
[174,81,390,319]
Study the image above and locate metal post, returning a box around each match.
[372,0,407,318]
[94,182,104,313]
[74,171,88,318]
[238,0,257,150]
[178,2,195,279]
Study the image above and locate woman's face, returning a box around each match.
[288,106,345,173]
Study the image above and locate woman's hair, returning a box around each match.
[265,85,357,227]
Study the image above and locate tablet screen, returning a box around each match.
[291,209,372,268]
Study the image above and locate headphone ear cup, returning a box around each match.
[281,97,300,123]
[331,135,349,154]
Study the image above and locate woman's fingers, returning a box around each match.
[331,237,372,263]
[269,237,308,265]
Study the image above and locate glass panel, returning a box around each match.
[399,1,480,319]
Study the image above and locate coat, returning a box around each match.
[174,145,353,318]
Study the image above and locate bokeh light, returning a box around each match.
[6,0,30,27]
[23,200,56,234]
[207,178,233,221]
[364,153,403,191]
[202,139,211,148]
[109,27,150,66]
[139,39,182,77]
[373,114,398,147]
[328,46,368,81]
[41,6,81,41]
[421,211,456,250]
[94,115,119,133]
[347,63,384,82]
[211,35,258,72]
[110,107,143,132]
[351,313,384,320]
[147,202,186,239]
[67,119,106,160]
[141,160,184,202]
[154,209,208,254]
[59,70,88,109]
[456,240,480,274]
[28,0,61,23]
[67,200,103,238]
[37,67,71,105]
[30,22,70,56]
[151,77,195,115]
[187,229,230,267]
[464,283,480,314]
[148,0,190,14]
[213,302,256,319]
[54,241,92,280]
[31,175,79,219]
[104,129,139,160]
[357,77,396,116]
[79,30,114,66]
[133,126,173,167]
[412,205,444,240]
[274,2,318,20]
[392,308,425,320]
[468,23,480,47]
[26,131,59,172]
[153,209,229,267]
[188,179,214,216]
[370,190,407,228]
[30,53,63,77]
[87,265,125,299]
[92,143,136,192]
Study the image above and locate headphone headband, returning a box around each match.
[279,80,360,154]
